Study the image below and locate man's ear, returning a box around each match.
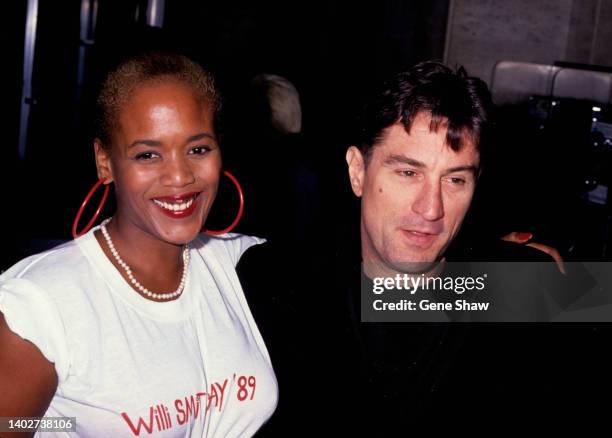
[94,139,114,184]
[346,146,366,197]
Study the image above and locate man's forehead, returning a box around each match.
[374,122,479,166]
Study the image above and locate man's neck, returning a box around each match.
[361,255,446,280]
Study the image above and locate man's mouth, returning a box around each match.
[405,229,438,236]
[401,229,440,248]
[151,192,200,217]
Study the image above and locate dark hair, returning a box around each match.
[357,61,492,161]
[95,51,220,149]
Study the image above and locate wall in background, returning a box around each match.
[445,0,612,84]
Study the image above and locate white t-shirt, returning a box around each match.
[0,227,278,437]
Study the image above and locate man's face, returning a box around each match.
[346,112,479,275]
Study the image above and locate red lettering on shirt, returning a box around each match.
[121,407,155,436]
[124,374,258,434]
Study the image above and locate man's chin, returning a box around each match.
[389,259,439,275]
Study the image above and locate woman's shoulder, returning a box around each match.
[191,232,266,267]
[0,244,75,383]
[1,238,92,294]
[2,239,78,276]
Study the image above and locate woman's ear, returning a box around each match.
[346,146,366,197]
[94,139,114,183]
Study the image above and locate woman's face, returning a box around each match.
[96,80,221,245]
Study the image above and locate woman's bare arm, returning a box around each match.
[0,313,58,437]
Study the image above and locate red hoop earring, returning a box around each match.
[72,178,110,239]
[203,170,244,236]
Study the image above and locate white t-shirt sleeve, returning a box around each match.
[0,278,71,382]
[202,233,266,267]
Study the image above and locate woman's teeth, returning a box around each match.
[153,196,195,211]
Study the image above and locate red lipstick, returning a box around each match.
[151,192,200,219]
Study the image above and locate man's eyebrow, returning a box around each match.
[128,132,216,149]
[444,165,479,175]
[383,154,426,167]
[383,154,478,174]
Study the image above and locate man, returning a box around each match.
[345,62,489,278]
[334,62,575,433]
[324,62,491,432]
[239,63,487,434]
[239,62,567,435]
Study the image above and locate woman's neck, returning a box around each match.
[95,215,186,295]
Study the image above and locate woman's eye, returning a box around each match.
[135,152,158,160]
[190,146,211,155]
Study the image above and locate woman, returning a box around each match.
[0,52,277,437]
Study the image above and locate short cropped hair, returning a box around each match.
[95,52,220,148]
[357,61,492,162]
[251,74,302,135]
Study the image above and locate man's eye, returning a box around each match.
[449,177,466,185]
[190,146,211,155]
[135,152,158,160]
[399,170,416,177]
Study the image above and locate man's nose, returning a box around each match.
[161,156,195,187]
[411,180,444,221]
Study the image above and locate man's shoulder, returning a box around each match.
[449,238,555,261]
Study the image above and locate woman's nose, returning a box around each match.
[161,157,195,187]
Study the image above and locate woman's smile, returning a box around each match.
[152,191,202,218]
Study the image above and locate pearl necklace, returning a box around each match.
[100,218,190,300]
